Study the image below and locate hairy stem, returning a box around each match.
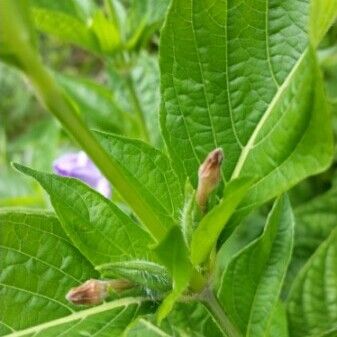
[201,287,241,337]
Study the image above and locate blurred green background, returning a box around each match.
[0,0,336,211]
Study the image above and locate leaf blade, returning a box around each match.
[217,196,294,336]
[287,227,337,337]
[0,210,98,335]
[14,164,154,266]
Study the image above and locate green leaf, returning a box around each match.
[0,209,98,335]
[1,297,152,337]
[97,260,171,293]
[284,187,337,295]
[14,164,154,266]
[32,7,99,52]
[191,177,254,266]
[160,0,333,211]
[214,211,265,286]
[310,0,337,47]
[265,303,289,337]
[96,132,183,226]
[153,227,192,321]
[287,227,337,337]
[218,196,294,336]
[56,73,130,134]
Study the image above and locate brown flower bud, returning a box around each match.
[196,148,224,212]
[66,279,133,305]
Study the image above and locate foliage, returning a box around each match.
[1,0,337,336]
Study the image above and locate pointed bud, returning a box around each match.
[196,148,224,212]
[66,279,133,305]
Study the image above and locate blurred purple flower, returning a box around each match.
[53,151,111,198]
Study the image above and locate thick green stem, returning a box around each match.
[201,287,241,337]
[0,0,165,242]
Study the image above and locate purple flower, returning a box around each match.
[53,151,111,198]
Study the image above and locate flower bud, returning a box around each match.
[196,148,224,212]
[66,279,133,305]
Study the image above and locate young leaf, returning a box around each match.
[0,210,98,335]
[1,297,152,337]
[96,132,183,225]
[14,164,154,266]
[218,196,294,336]
[153,226,192,321]
[191,177,254,266]
[287,227,337,337]
[160,0,333,211]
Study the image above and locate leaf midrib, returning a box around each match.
[231,48,309,179]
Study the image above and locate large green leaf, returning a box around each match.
[191,177,253,266]
[218,196,294,336]
[0,210,97,336]
[287,227,337,337]
[284,186,337,295]
[160,0,333,211]
[14,164,154,266]
[1,297,152,337]
[96,132,183,226]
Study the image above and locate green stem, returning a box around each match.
[201,287,241,337]
[1,0,165,242]
[125,73,150,142]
